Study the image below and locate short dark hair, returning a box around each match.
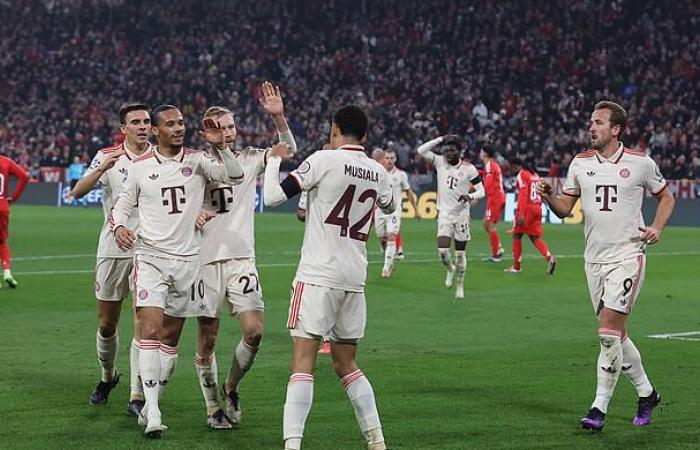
[118,102,149,124]
[481,144,496,158]
[151,104,179,126]
[333,105,368,140]
[594,100,627,136]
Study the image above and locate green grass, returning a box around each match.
[0,206,698,449]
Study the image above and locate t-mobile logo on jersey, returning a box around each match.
[210,186,234,213]
[447,175,458,190]
[595,184,618,211]
[161,186,186,214]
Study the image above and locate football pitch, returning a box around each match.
[1,206,698,449]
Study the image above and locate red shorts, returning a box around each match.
[513,206,543,237]
[484,197,505,223]
[0,210,8,242]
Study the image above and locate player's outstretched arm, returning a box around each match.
[416,136,443,163]
[73,151,122,199]
[264,143,299,207]
[639,186,675,245]
[259,82,298,155]
[208,146,245,185]
[537,179,577,218]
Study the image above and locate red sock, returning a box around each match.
[488,229,501,256]
[0,242,10,270]
[396,233,403,253]
[532,237,552,261]
[512,238,522,270]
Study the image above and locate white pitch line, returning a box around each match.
[647,331,700,342]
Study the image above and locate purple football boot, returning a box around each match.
[580,407,605,432]
[633,390,661,426]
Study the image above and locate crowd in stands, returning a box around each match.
[1,0,700,185]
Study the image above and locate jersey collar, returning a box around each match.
[153,147,186,164]
[338,144,365,152]
[595,142,624,164]
[122,142,150,161]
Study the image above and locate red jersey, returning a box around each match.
[516,168,542,215]
[482,159,505,200]
[0,156,30,210]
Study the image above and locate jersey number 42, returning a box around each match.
[324,184,377,242]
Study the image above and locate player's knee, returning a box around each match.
[332,358,358,378]
[386,233,397,242]
[244,325,263,348]
[98,322,117,338]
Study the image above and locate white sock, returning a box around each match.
[3,269,11,278]
[454,250,466,286]
[226,339,258,391]
[283,373,314,450]
[96,330,119,382]
[383,241,396,272]
[158,343,179,400]
[591,330,623,413]
[342,369,385,446]
[138,340,161,415]
[195,353,220,414]
[621,336,654,397]
[129,338,143,401]
[439,249,453,270]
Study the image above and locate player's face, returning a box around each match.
[385,152,396,170]
[153,108,185,149]
[589,109,620,151]
[120,110,151,147]
[216,113,237,147]
[444,145,460,165]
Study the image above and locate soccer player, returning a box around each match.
[0,154,29,288]
[478,146,506,262]
[538,101,675,432]
[375,149,420,277]
[263,105,393,450]
[503,158,556,275]
[72,102,151,412]
[416,135,484,299]
[111,104,244,438]
[193,82,297,429]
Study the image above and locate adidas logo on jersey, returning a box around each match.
[149,173,159,180]
[587,171,595,176]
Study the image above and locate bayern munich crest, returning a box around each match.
[181,166,193,177]
[138,289,149,300]
[619,168,630,178]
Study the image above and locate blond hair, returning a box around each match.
[202,106,234,125]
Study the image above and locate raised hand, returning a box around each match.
[201,118,225,148]
[258,81,284,116]
[269,142,292,160]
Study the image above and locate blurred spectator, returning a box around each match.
[0,0,698,182]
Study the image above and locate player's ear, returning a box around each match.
[360,133,368,144]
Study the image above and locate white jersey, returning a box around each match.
[200,146,268,264]
[111,147,236,261]
[563,144,667,264]
[84,142,149,258]
[290,145,393,292]
[375,168,409,219]
[431,156,479,220]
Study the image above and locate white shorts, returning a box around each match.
[287,279,366,343]
[133,254,202,318]
[94,257,133,302]
[199,258,265,318]
[585,255,646,316]
[375,212,400,238]
[437,215,471,242]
